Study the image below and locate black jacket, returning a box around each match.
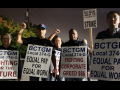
[96,28,120,39]
[62,39,90,72]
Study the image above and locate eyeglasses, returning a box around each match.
[108,16,119,20]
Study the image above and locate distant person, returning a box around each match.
[0,33,22,81]
[96,11,120,81]
[16,23,57,81]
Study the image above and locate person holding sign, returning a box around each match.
[48,30,65,81]
[95,11,120,81]
[0,33,22,81]
[61,29,90,81]
[16,23,57,81]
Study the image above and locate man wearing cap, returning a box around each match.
[16,23,57,81]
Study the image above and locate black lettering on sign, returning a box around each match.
[84,10,96,18]
[84,20,96,28]
[41,58,48,64]
[84,11,89,17]
[27,56,40,63]
[32,64,41,68]
[36,69,48,76]
[23,68,35,75]
[92,10,95,16]
[89,10,96,17]
[89,10,92,16]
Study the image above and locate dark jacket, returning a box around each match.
[62,38,90,72]
[96,28,120,39]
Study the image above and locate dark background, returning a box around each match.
[0,8,120,47]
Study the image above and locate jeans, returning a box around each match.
[50,73,65,81]
[41,73,51,81]
[65,78,84,81]
[29,73,51,81]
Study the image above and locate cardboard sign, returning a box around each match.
[60,46,87,78]
[83,9,97,29]
[50,50,61,75]
[55,50,61,75]
[90,39,120,81]
[22,44,53,78]
[0,50,18,79]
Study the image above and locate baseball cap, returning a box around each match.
[37,24,46,29]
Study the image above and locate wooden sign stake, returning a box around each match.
[89,28,93,52]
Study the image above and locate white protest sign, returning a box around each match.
[50,50,61,74]
[0,50,18,79]
[22,44,53,78]
[60,46,87,78]
[83,9,97,29]
[90,39,120,81]
[55,50,61,75]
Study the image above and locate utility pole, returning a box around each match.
[26,8,29,28]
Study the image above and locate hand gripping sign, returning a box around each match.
[22,44,53,78]
[0,50,19,79]
[60,46,87,78]
[90,38,120,81]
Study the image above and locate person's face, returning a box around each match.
[69,30,78,40]
[107,13,120,27]
[1,35,11,46]
[37,28,46,37]
[54,37,62,48]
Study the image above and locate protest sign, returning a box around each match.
[60,46,87,78]
[90,39,120,81]
[50,50,61,75]
[83,9,97,29]
[0,50,18,79]
[22,44,53,78]
[83,9,97,52]
[55,50,61,75]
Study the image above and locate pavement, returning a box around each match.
[20,75,98,81]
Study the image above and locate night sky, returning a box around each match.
[0,8,120,47]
